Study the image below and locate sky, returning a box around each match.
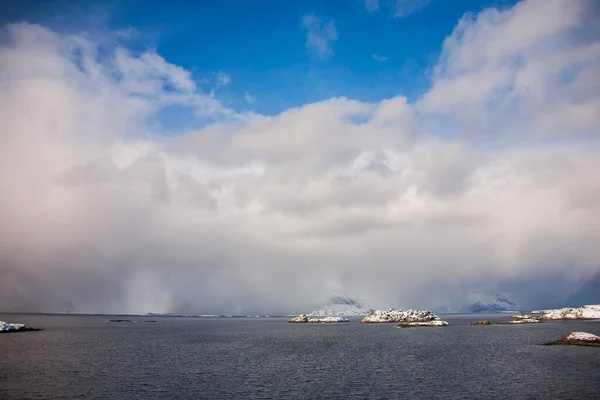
[0,0,599,315]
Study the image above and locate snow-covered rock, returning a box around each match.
[548,331,600,346]
[0,321,41,333]
[361,309,442,323]
[397,320,450,328]
[288,315,349,323]
[0,321,25,332]
[565,332,600,342]
[537,304,600,320]
[507,318,539,324]
[308,316,349,323]
[511,314,537,320]
[289,314,309,323]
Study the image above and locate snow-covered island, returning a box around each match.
[468,305,600,326]
[508,314,540,323]
[506,318,539,324]
[397,320,450,328]
[288,315,349,323]
[0,320,42,333]
[512,313,534,320]
[361,309,448,325]
[534,304,600,320]
[547,331,600,347]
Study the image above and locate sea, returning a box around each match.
[1,313,599,399]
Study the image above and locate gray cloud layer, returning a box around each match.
[1,0,599,314]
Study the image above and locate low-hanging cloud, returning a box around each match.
[1,0,599,315]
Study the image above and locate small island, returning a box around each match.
[546,331,600,347]
[468,306,600,326]
[397,320,450,328]
[468,319,539,326]
[288,315,349,323]
[534,304,600,320]
[361,309,449,326]
[468,320,491,325]
[509,314,540,323]
[0,320,43,333]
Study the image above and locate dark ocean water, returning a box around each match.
[1,313,599,399]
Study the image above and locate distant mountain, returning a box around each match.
[466,293,518,313]
[308,296,373,317]
[468,302,512,313]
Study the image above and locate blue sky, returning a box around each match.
[1,0,518,117]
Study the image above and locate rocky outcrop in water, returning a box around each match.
[534,305,600,320]
[289,314,309,323]
[546,331,600,347]
[505,318,539,324]
[397,320,450,328]
[288,315,349,323]
[468,318,539,326]
[361,309,447,324]
[0,321,43,333]
[468,320,491,325]
[511,313,536,320]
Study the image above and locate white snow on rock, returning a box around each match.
[361,309,442,323]
[0,321,26,332]
[538,304,600,320]
[507,318,539,324]
[565,331,600,342]
[397,320,450,328]
[288,315,349,323]
[289,314,309,323]
[308,316,349,323]
[511,314,536,320]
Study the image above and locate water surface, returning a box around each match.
[1,314,599,399]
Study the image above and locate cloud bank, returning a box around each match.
[1,0,599,315]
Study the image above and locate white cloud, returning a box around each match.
[115,26,137,39]
[215,71,231,86]
[301,14,338,58]
[395,0,431,17]
[1,0,600,315]
[417,0,600,137]
[365,0,379,12]
[366,0,431,18]
[244,91,256,104]
[372,54,388,62]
